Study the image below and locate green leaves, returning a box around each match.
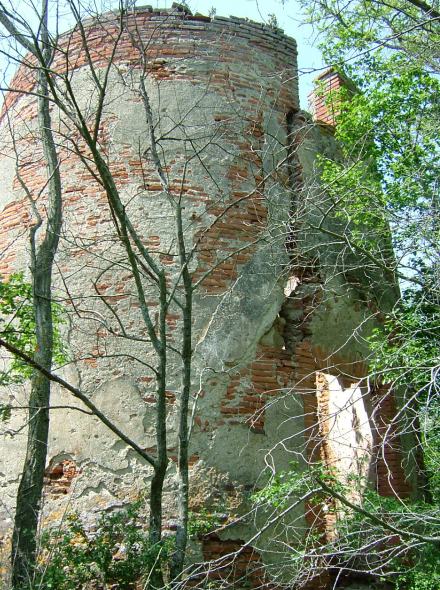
[395,543,440,590]
[300,0,440,75]
[188,508,223,538]
[314,54,439,402]
[0,273,36,385]
[292,2,440,585]
[35,500,170,590]
[252,463,344,509]
[0,272,68,389]
[0,403,11,421]
[369,286,440,390]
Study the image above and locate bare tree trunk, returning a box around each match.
[11,268,53,587]
[148,273,168,589]
[170,203,192,583]
[11,3,62,584]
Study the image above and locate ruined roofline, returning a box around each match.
[313,66,356,89]
[2,3,299,122]
[76,3,297,56]
[308,66,357,126]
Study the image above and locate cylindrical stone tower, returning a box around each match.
[0,5,417,586]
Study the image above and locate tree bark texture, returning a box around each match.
[11,7,62,583]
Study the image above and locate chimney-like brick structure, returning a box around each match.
[308,67,354,126]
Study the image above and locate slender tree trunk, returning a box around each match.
[11,7,62,583]
[11,268,54,587]
[169,300,191,583]
[149,462,167,589]
[148,272,168,589]
[170,203,192,583]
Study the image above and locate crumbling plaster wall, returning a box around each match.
[291,118,416,504]
[0,8,304,547]
[0,7,416,582]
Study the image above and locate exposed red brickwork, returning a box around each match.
[308,68,354,126]
[221,344,294,434]
[2,11,298,123]
[0,198,31,276]
[44,459,78,496]
[201,534,268,588]
[300,356,411,501]
[294,344,336,540]
[371,385,411,498]
[0,10,298,297]
[295,337,411,545]
[193,189,268,294]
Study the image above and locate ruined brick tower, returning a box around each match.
[0,6,417,586]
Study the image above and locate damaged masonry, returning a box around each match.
[0,5,421,589]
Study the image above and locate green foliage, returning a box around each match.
[188,508,222,538]
[369,286,440,392]
[395,543,440,590]
[299,0,440,75]
[252,470,298,509]
[299,0,440,301]
[0,273,36,385]
[253,462,315,508]
[309,38,440,534]
[0,273,67,390]
[318,57,440,281]
[341,488,440,590]
[254,463,440,588]
[0,403,11,421]
[285,0,440,586]
[252,462,348,509]
[368,280,440,506]
[33,500,171,590]
[267,13,279,29]
[316,62,440,590]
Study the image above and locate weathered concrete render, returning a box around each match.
[0,7,416,585]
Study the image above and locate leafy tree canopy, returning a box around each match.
[301,0,440,73]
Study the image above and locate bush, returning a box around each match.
[395,543,440,590]
[34,500,172,589]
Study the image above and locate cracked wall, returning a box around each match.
[0,7,417,586]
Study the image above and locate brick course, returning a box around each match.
[0,8,415,589]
